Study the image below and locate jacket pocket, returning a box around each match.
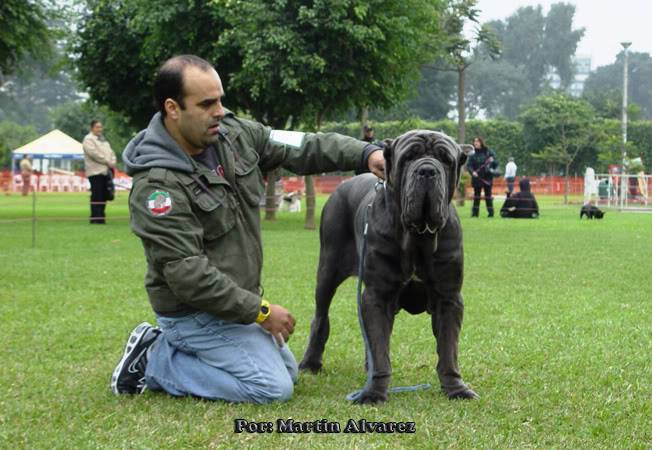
[193,186,236,240]
[234,148,264,207]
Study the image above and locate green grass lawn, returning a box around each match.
[0,192,650,449]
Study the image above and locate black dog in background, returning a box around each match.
[580,204,605,219]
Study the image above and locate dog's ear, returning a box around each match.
[449,144,474,202]
[382,138,395,184]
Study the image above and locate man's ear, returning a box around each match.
[164,98,180,120]
[382,138,394,183]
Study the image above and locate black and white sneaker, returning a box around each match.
[110,322,161,395]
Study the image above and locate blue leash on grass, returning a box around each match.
[346,183,431,402]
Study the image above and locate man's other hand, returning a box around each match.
[368,150,385,179]
[260,304,296,342]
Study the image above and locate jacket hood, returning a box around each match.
[519,178,531,192]
[122,112,195,176]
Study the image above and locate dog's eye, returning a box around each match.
[438,148,454,164]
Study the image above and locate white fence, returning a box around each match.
[11,173,133,193]
[587,173,650,210]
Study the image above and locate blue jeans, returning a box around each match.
[145,312,298,403]
[506,177,516,194]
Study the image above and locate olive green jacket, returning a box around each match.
[123,111,374,323]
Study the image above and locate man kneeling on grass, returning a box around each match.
[500,178,539,219]
[110,55,385,403]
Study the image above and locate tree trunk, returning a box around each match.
[360,107,368,139]
[264,169,278,220]
[456,182,466,207]
[564,163,570,205]
[457,65,466,145]
[304,112,323,230]
[304,175,316,229]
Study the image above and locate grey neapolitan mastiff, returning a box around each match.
[299,129,478,404]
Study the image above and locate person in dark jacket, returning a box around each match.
[110,55,385,403]
[467,137,499,217]
[500,178,539,218]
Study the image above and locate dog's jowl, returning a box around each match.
[299,130,479,404]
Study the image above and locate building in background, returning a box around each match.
[547,55,592,97]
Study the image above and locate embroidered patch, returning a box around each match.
[147,190,172,216]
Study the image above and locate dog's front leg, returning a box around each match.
[351,287,396,404]
[432,293,479,399]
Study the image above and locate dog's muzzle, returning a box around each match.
[400,158,449,235]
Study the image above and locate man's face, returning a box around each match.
[168,66,225,155]
[92,122,103,137]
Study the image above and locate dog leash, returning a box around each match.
[471,155,497,186]
[346,180,431,402]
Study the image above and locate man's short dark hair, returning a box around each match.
[90,120,100,129]
[153,55,214,117]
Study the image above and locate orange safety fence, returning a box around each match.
[2,169,586,196]
[281,175,586,196]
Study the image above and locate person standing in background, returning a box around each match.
[83,120,117,224]
[504,156,517,195]
[362,124,376,143]
[19,155,33,196]
[467,137,499,217]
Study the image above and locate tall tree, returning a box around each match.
[583,51,652,119]
[520,94,595,203]
[0,0,51,80]
[75,0,229,130]
[0,55,82,132]
[466,2,584,119]
[435,0,499,144]
[403,66,457,120]
[542,3,585,88]
[0,122,39,169]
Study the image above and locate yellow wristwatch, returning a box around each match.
[255,299,271,324]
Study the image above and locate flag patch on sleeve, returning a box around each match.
[147,190,172,216]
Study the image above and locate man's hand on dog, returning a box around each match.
[261,304,296,342]
[367,150,385,179]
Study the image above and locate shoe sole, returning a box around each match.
[110,322,152,395]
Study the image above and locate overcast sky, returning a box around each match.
[474,0,652,69]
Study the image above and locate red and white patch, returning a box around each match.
[147,190,172,216]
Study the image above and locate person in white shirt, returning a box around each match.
[504,157,517,195]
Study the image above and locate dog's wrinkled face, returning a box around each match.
[383,130,469,235]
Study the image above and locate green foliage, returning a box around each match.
[466,58,530,119]
[75,0,447,130]
[50,101,137,162]
[399,67,456,121]
[582,88,641,120]
[520,94,595,174]
[323,117,525,168]
[0,121,39,168]
[468,3,584,119]
[0,0,52,78]
[583,51,652,119]
[0,55,82,132]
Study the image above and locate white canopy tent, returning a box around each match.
[11,129,85,192]
[12,129,84,172]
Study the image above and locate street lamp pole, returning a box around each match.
[620,41,631,210]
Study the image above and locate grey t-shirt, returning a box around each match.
[192,146,224,176]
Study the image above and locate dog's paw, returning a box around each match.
[298,359,323,373]
[446,387,479,400]
[349,389,388,404]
